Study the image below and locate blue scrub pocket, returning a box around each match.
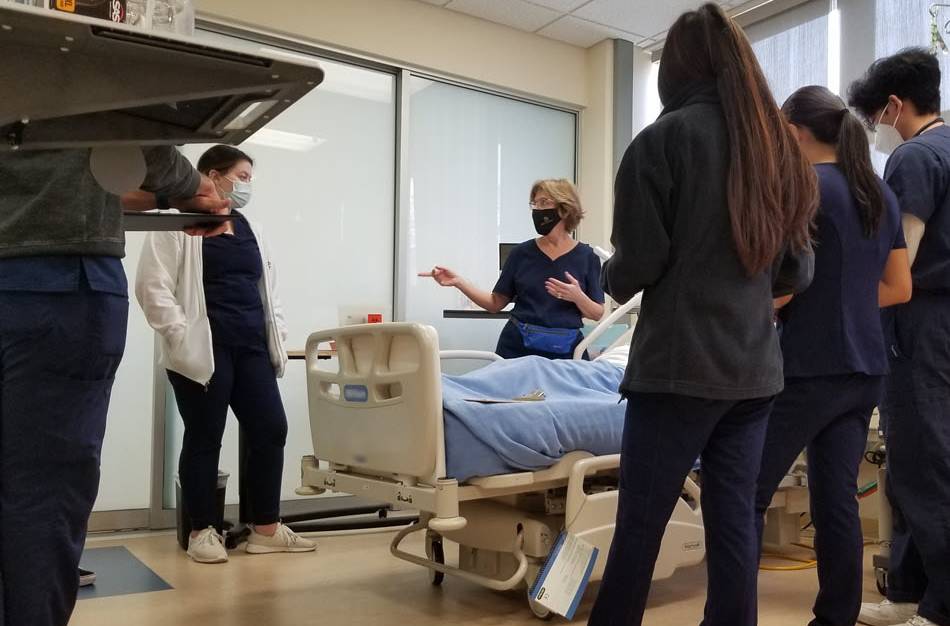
[517,322,579,355]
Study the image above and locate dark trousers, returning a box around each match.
[168,342,287,529]
[878,294,950,626]
[588,392,774,626]
[0,286,128,626]
[755,374,883,626]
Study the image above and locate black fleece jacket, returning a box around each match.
[604,84,814,400]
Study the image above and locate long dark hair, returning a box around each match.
[196,145,254,176]
[659,3,817,275]
[783,86,885,237]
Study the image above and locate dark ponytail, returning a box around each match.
[659,4,817,276]
[783,85,885,237]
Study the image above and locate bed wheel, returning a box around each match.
[875,567,888,596]
[425,533,444,586]
[525,563,552,620]
[527,589,552,621]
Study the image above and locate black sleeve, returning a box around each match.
[140,147,201,198]
[602,124,674,304]
[772,244,815,297]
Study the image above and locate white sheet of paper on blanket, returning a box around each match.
[529,531,599,619]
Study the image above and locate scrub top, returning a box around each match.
[493,239,604,329]
[779,164,905,377]
[202,211,267,347]
[884,125,950,293]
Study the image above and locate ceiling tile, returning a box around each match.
[445,0,562,32]
[524,0,592,11]
[573,0,728,39]
[537,15,640,48]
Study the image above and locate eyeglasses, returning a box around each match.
[530,200,557,210]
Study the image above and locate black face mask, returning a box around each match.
[532,208,561,236]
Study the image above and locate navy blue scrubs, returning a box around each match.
[755,164,905,626]
[0,257,128,626]
[492,239,604,359]
[879,126,950,626]
[169,213,288,529]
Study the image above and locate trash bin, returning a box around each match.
[176,470,229,551]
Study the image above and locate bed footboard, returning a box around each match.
[305,323,445,483]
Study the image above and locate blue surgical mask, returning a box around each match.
[222,176,252,209]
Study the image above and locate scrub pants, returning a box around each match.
[495,320,587,360]
[879,294,950,626]
[755,374,883,626]
[0,285,128,626]
[168,342,288,529]
[588,392,774,626]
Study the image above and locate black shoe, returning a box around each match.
[79,567,96,587]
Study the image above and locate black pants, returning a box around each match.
[588,392,774,626]
[0,284,128,626]
[169,343,288,529]
[879,294,950,626]
[755,374,883,626]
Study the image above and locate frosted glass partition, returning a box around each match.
[161,45,396,507]
[404,77,576,358]
[750,8,829,106]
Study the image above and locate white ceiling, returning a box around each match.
[415,0,753,48]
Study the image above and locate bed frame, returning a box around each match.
[298,317,705,618]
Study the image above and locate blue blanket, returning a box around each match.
[442,356,626,482]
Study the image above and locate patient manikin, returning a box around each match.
[440,345,631,481]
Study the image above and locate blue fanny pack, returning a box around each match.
[516,321,579,355]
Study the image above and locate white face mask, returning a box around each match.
[226,177,252,209]
[873,104,904,156]
[215,175,252,210]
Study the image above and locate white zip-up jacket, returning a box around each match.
[135,219,288,386]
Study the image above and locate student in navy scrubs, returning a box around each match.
[754,86,912,626]
[421,179,605,359]
[849,49,950,626]
[136,146,315,564]
[587,5,818,626]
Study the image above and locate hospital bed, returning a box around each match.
[296,295,707,619]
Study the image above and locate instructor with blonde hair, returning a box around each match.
[421,178,605,359]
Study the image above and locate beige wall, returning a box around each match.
[196,0,615,247]
[197,0,588,107]
[576,40,613,250]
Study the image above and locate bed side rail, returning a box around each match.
[574,292,642,360]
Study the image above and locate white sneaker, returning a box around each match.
[246,523,317,554]
[186,527,228,564]
[897,616,940,626]
[859,599,919,626]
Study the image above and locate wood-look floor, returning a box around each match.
[72,529,882,625]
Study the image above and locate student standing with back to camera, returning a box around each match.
[587,4,818,626]
[849,48,950,626]
[754,85,912,626]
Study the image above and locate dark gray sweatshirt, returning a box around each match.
[0,147,201,258]
[604,86,814,401]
